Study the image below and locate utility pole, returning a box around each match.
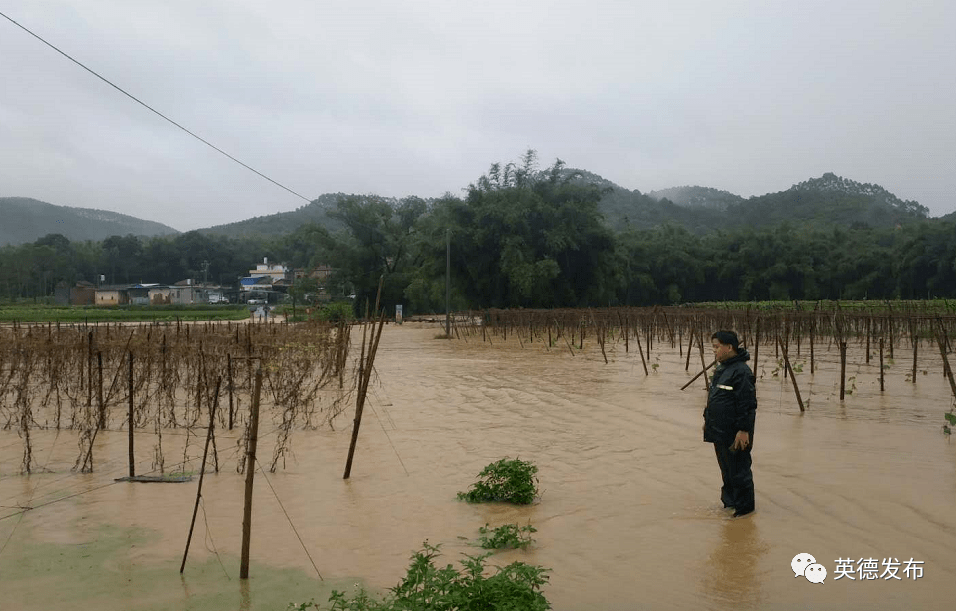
[445,229,450,337]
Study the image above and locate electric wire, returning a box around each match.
[0,10,311,203]
[254,457,323,581]
[0,429,60,556]
[200,496,231,580]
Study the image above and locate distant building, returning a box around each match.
[95,286,129,306]
[55,280,95,306]
[249,257,290,282]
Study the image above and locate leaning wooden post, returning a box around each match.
[685,326,695,371]
[635,328,649,376]
[778,336,805,412]
[128,351,135,478]
[839,342,848,401]
[698,330,710,391]
[935,322,956,400]
[809,317,815,374]
[240,367,263,580]
[181,376,222,574]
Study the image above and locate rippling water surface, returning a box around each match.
[2,322,955,610]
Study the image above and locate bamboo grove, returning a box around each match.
[0,319,354,476]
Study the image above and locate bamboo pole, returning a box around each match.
[778,336,805,412]
[344,278,386,479]
[681,359,716,391]
[180,377,221,573]
[240,367,263,580]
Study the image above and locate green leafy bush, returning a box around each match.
[457,458,539,505]
[289,542,550,611]
[317,302,354,323]
[477,523,537,550]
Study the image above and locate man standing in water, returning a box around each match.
[703,330,757,517]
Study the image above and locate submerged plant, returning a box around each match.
[457,458,539,505]
[477,523,537,550]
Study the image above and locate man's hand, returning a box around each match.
[731,431,750,451]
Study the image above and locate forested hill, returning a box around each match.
[198,192,352,237]
[646,186,744,210]
[0,197,179,246]
[723,173,929,229]
[596,172,930,233]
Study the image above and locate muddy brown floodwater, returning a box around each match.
[2,322,955,610]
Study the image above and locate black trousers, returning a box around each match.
[714,442,754,512]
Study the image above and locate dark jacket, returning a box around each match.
[703,348,757,446]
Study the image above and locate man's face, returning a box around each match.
[712,338,735,362]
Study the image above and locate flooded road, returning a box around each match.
[2,322,955,610]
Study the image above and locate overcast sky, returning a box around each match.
[2,1,954,231]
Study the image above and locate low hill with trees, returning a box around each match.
[0,197,179,246]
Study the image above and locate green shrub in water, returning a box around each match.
[457,458,539,505]
[288,542,550,610]
[477,523,537,550]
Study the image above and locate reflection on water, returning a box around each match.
[700,518,768,609]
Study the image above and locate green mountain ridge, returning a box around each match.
[646,186,745,210]
[0,197,179,246]
[5,171,945,244]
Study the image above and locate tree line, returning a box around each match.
[3,152,955,310]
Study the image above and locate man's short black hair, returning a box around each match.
[711,330,740,351]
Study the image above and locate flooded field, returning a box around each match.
[2,322,955,610]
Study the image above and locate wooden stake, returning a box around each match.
[839,342,847,401]
[912,325,918,384]
[227,354,234,430]
[240,367,263,580]
[635,328,648,376]
[685,327,694,371]
[935,321,956,400]
[97,351,105,430]
[128,351,135,478]
[879,337,885,392]
[698,330,709,391]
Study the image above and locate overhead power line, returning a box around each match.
[0,10,311,202]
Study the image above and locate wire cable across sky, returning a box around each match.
[0,9,312,203]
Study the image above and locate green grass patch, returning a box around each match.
[0,304,251,323]
[457,458,539,505]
